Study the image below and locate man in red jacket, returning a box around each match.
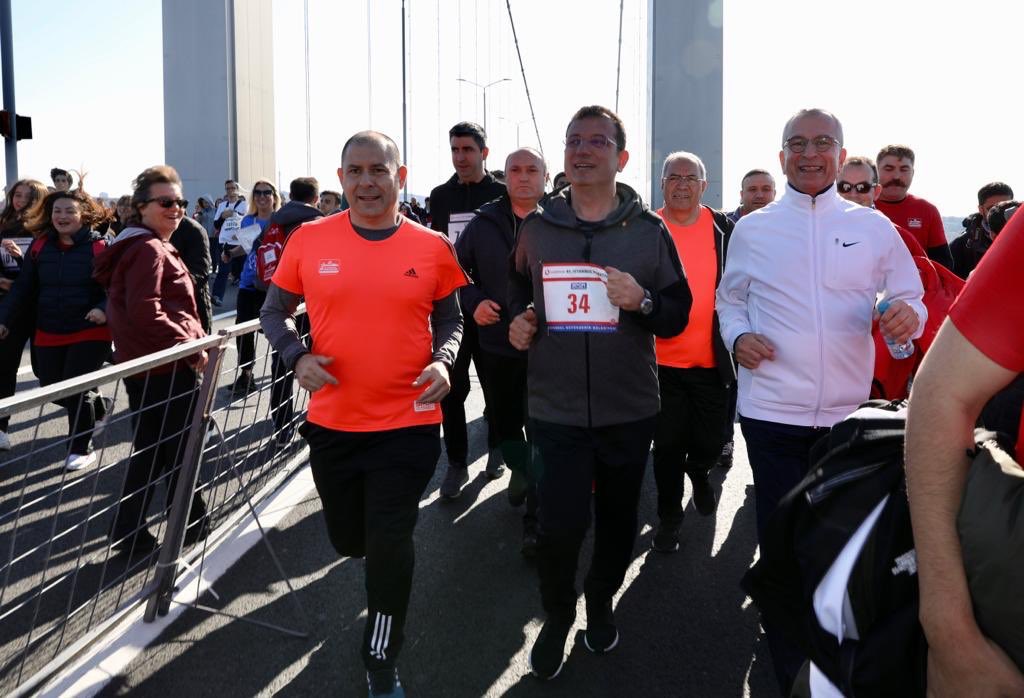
[873,144,953,270]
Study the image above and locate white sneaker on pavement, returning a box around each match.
[64,452,97,471]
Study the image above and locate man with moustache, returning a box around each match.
[717,108,926,695]
[874,144,954,270]
[836,156,928,257]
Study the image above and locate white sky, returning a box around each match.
[3,0,1022,217]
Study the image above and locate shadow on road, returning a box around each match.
[98,424,778,697]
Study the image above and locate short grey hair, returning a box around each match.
[661,151,707,180]
[782,108,844,147]
[505,147,547,173]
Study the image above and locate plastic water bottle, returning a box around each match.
[877,299,914,360]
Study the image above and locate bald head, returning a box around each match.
[505,147,546,173]
[782,108,844,147]
[505,147,548,214]
[341,130,402,167]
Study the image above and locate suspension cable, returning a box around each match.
[504,0,543,157]
[615,0,624,113]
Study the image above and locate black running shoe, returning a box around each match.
[716,440,734,469]
[485,448,506,479]
[529,615,574,680]
[439,463,468,499]
[689,470,718,516]
[584,598,619,654]
[367,667,405,697]
[651,517,682,553]
[230,373,256,396]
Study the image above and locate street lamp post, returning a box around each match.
[456,77,510,135]
[498,117,531,147]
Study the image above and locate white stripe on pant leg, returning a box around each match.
[370,613,383,660]
[378,615,392,661]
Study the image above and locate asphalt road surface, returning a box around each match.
[97,374,779,698]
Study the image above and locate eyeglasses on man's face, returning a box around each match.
[783,135,839,154]
[663,174,704,186]
[564,135,618,151]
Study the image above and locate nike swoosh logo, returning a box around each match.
[842,241,861,247]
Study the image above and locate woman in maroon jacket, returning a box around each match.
[93,165,208,555]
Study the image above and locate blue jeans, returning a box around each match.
[210,247,231,300]
[740,414,830,696]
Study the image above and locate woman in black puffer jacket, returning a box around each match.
[0,190,112,471]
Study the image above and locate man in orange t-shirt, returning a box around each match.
[651,152,736,553]
[260,131,467,698]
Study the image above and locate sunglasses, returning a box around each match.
[145,196,189,209]
[837,180,874,195]
[253,189,274,197]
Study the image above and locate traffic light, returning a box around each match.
[0,110,31,140]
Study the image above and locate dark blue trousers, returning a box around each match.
[740,414,830,697]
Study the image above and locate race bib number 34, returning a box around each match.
[542,263,619,333]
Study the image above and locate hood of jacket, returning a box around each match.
[536,182,647,230]
[441,170,502,192]
[474,193,516,230]
[93,225,155,287]
[271,200,323,229]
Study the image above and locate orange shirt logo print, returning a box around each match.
[318,259,340,275]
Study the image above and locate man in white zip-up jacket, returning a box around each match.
[716,108,926,695]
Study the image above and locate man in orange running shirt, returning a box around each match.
[650,151,736,553]
[260,131,467,698]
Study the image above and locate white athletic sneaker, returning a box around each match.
[0,430,10,451]
[64,452,97,471]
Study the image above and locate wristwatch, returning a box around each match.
[639,289,654,316]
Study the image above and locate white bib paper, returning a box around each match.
[236,223,263,253]
[1,238,31,272]
[447,212,475,245]
[542,263,619,333]
[219,213,242,245]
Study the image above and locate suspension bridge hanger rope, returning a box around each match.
[504,0,543,158]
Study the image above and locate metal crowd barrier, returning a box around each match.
[0,310,310,696]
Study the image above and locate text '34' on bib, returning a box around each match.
[542,263,620,333]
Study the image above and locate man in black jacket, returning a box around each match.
[170,216,213,332]
[455,147,547,556]
[509,105,691,680]
[430,121,507,498]
[950,181,1014,278]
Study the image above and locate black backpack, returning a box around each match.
[742,400,927,697]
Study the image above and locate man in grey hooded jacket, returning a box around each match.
[508,105,692,680]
